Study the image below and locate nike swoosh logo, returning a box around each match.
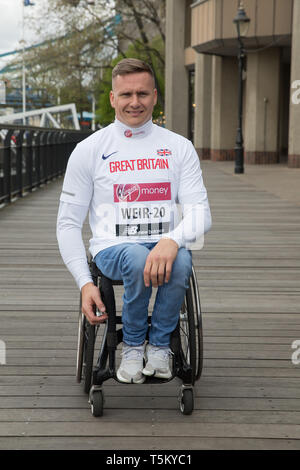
[102,151,118,160]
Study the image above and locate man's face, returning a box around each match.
[110,72,157,128]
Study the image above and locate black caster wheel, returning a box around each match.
[179,387,194,415]
[90,389,104,417]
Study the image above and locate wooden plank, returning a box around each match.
[1,408,300,425]
[0,366,298,383]
[0,350,295,361]
[1,335,297,347]
[0,384,299,399]
[0,436,298,450]
[202,368,300,378]
[0,396,300,411]
[3,375,298,388]
[1,342,296,355]
[0,367,75,375]
[0,421,300,440]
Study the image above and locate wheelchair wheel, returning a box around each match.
[179,282,196,383]
[90,388,104,417]
[179,387,194,415]
[82,320,96,394]
[75,292,96,393]
[190,265,203,381]
[76,294,85,383]
[179,266,203,383]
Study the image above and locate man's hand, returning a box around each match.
[81,282,108,325]
[144,238,179,288]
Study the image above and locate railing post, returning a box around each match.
[40,131,47,184]
[48,132,56,181]
[15,129,25,198]
[34,131,41,187]
[57,131,64,176]
[25,130,34,192]
[3,129,14,204]
[53,131,60,178]
[62,132,68,170]
[45,131,51,184]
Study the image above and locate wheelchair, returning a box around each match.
[76,257,203,417]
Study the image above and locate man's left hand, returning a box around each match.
[143,238,179,287]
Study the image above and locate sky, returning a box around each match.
[0,0,46,70]
[0,0,110,72]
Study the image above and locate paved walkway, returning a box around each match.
[217,161,300,206]
[0,160,300,450]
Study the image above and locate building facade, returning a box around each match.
[165,0,300,168]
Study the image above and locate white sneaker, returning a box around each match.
[143,344,172,379]
[117,343,145,384]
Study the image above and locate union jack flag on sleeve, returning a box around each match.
[157,149,172,157]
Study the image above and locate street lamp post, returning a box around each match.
[233,2,250,174]
[21,0,26,125]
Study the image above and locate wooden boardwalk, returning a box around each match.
[0,161,300,450]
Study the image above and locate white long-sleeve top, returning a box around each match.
[57,119,212,289]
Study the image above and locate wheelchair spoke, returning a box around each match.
[179,316,191,363]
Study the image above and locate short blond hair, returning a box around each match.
[112,58,155,82]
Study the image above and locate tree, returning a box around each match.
[114,0,165,108]
[6,0,166,126]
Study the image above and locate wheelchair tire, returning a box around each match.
[76,292,96,393]
[82,319,96,394]
[179,280,197,383]
[190,266,203,381]
[76,296,85,383]
[90,389,104,417]
[179,388,194,415]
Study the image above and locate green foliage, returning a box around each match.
[96,36,165,127]
[95,60,118,127]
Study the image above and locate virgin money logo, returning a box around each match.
[115,184,141,202]
[124,129,145,138]
[114,182,171,202]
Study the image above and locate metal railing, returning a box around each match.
[0,124,92,206]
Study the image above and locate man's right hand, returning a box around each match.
[81,282,108,325]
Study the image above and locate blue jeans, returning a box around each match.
[94,242,192,347]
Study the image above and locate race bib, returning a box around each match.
[113,182,171,237]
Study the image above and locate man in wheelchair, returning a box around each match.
[57,58,211,385]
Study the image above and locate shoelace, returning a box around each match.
[122,346,144,361]
[149,347,172,360]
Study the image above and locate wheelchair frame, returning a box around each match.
[76,259,203,417]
